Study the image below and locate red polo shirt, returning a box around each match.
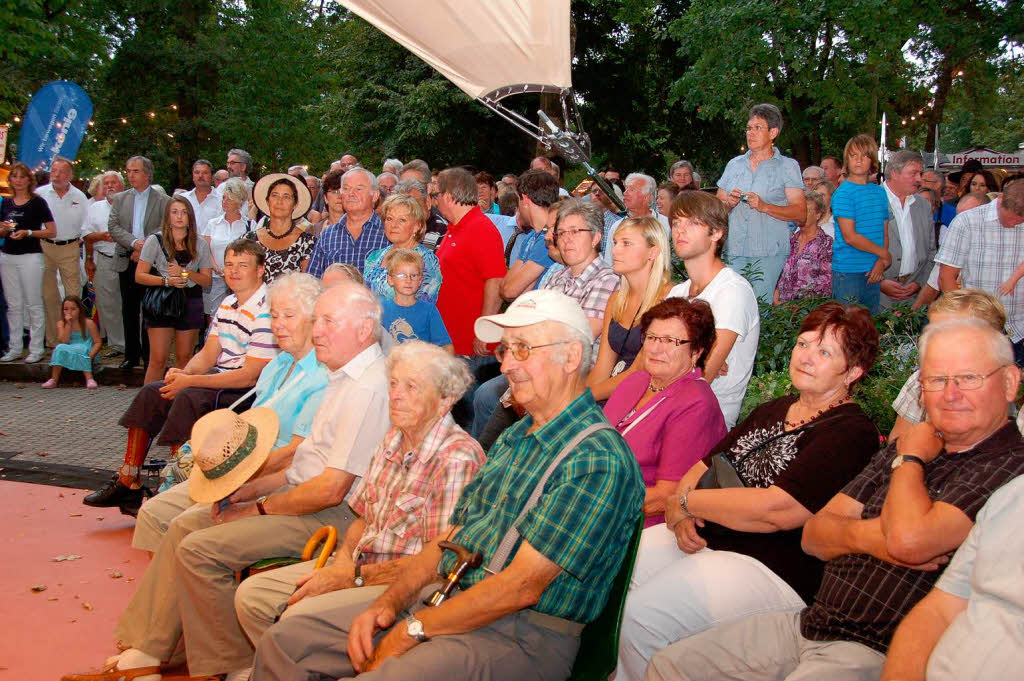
[435,206,507,355]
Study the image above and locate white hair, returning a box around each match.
[542,320,595,378]
[625,172,658,213]
[101,170,125,187]
[342,167,378,193]
[268,272,322,319]
[386,340,474,401]
[919,318,1013,369]
[382,158,404,175]
[220,177,249,206]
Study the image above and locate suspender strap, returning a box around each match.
[485,422,615,574]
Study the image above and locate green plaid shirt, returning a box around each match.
[442,390,643,623]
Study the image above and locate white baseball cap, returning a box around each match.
[475,289,594,345]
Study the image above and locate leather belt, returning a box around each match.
[44,237,80,246]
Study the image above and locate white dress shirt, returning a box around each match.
[884,182,919,277]
[82,199,117,257]
[183,186,223,234]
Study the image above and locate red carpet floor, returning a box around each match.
[0,481,191,680]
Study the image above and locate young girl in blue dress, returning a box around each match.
[42,295,102,389]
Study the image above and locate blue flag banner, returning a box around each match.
[17,80,93,172]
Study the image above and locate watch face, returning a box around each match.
[891,455,905,470]
[407,617,424,638]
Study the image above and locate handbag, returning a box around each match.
[140,235,186,325]
[697,412,848,490]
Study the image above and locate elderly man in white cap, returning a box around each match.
[63,281,391,681]
[250,290,644,681]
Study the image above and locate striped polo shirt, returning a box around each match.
[209,284,277,371]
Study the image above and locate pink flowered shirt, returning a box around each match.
[348,413,484,564]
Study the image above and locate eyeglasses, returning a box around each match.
[495,340,571,362]
[325,189,342,196]
[392,272,422,281]
[745,124,768,132]
[919,365,1007,392]
[553,227,594,240]
[642,333,693,347]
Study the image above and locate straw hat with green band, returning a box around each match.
[188,407,279,503]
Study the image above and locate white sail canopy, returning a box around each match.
[336,0,572,101]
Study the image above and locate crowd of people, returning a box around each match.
[3,102,1023,681]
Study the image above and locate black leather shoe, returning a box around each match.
[83,478,145,507]
[118,357,139,370]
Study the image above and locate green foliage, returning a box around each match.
[741,296,927,435]
[2,0,1020,192]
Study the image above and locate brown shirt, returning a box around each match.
[800,421,1024,653]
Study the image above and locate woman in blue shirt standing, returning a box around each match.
[830,134,892,313]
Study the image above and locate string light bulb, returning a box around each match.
[13,115,21,123]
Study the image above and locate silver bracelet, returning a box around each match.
[679,490,696,520]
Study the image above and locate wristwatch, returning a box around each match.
[405,614,428,642]
[354,562,364,587]
[891,454,926,471]
[255,495,269,515]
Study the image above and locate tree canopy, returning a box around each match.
[2,0,1021,189]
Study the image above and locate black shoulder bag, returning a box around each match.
[141,235,186,325]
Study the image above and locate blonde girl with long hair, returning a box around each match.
[588,216,673,400]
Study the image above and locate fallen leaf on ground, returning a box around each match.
[48,597,59,601]
[82,602,94,611]
[0,430,7,436]
[108,570,123,579]
[53,554,83,562]
[36,452,51,457]
[31,585,47,592]
[69,513,82,517]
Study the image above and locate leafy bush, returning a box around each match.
[740,299,927,435]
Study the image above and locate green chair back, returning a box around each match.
[567,514,645,681]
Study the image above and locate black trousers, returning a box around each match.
[119,380,250,448]
[119,265,148,362]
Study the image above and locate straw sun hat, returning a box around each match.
[188,407,279,503]
[252,172,312,220]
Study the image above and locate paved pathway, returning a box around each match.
[0,380,170,488]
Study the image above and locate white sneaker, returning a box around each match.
[0,350,22,362]
[24,353,44,364]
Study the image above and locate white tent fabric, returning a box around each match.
[336,0,572,101]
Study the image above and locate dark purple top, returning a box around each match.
[603,368,727,527]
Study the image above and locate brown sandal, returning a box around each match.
[61,662,161,681]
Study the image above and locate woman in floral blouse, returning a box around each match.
[774,189,833,303]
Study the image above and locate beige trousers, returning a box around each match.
[114,490,355,677]
[132,480,195,552]
[645,610,885,681]
[41,239,81,345]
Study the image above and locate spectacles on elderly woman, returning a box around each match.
[919,365,1007,392]
[642,332,693,348]
[495,340,571,362]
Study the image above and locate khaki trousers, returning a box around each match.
[251,586,580,681]
[114,490,355,677]
[645,610,885,681]
[92,252,125,351]
[132,480,195,553]
[41,239,81,345]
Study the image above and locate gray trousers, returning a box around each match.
[114,489,355,677]
[93,252,125,351]
[645,610,885,681]
[252,590,580,681]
